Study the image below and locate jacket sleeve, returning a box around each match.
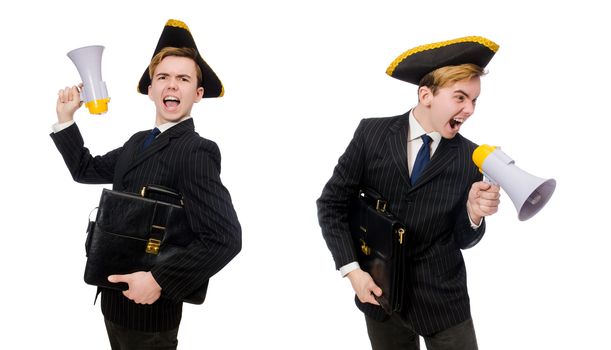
[151,139,242,301]
[50,123,121,184]
[452,174,486,249]
[317,119,368,270]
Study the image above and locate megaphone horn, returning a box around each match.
[67,45,110,115]
[472,145,556,221]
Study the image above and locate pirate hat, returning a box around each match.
[386,36,499,85]
[138,19,223,98]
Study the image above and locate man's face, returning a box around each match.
[421,76,481,139]
[148,56,204,125]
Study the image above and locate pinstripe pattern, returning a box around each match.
[317,111,485,335]
[51,118,241,332]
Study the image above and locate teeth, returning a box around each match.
[163,96,179,102]
[449,118,464,128]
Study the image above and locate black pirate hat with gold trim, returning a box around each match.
[138,19,223,98]
[386,36,499,85]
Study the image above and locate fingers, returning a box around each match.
[472,181,491,191]
[111,272,161,305]
[108,274,139,301]
[358,280,382,305]
[121,289,156,304]
[57,86,80,103]
[358,290,380,305]
[108,274,128,284]
[371,285,383,298]
[477,201,499,216]
[367,285,383,306]
[468,182,501,218]
[57,87,68,104]
[108,275,139,302]
[478,184,501,214]
[470,182,500,200]
[348,269,382,306]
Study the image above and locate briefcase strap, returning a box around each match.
[145,202,174,255]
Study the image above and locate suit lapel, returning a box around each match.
[409,135,459,192]
[387,112,411,187]
[115,119,195,185]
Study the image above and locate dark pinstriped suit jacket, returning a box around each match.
[51,118,241,332]
[317,112,485,335]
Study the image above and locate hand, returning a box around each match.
[108,271,162,304]
[467,181,501,223]
[346,268,382,305]
[56,85,83,123]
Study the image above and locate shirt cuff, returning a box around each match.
[52,120,75,133]
[339,261,360,277]
[467,208,483,229]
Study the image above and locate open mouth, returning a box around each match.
[163,96,180,108]
[449,117,464,129]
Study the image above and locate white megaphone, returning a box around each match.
[67,45,110,114]
[472,144,556,221]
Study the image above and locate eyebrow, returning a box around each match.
[454,89,470,98]
[154,73,193,79]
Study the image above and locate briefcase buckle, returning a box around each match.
[145,239,161,255]
[375,199,387,213]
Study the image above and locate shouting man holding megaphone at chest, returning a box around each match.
[318,36,502,350]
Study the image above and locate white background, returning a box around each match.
[1,0,609,349]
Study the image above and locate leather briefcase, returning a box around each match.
[84,185,208,304]
[348,187,406,314]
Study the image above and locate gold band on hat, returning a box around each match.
[386,36,499,77]
[165,19,190,32]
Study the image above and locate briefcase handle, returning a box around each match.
[358,187,388,213]
[140,184,184,205]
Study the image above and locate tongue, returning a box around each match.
[165,101,179,108]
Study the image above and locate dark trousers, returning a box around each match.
[105,319,179,350]
[365,314,478,350]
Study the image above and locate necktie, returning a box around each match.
[142,127,160,150]
[411,134,432,184]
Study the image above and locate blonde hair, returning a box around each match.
[419,63,485,95]
[148,47,202,86]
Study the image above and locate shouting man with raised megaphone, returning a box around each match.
[318,36,502,350]
[51,19,241,349]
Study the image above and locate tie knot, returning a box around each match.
[142,127,161,150]
[421,134,432,145]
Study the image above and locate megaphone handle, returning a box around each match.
[483,173,499,186]
[75,84,85,102]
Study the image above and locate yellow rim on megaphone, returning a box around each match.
[472,144,497,172]
[85,98,110,115]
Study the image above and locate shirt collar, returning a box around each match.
[155,116,192,133]
[408,109,441,145]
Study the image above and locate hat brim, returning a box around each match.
[386,36,499,85]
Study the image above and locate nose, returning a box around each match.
[463,100,475,116]
[167,77,178,90]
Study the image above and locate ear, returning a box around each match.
[148,85,154,101]
[194,87,204,103]
[418,86,433,106]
